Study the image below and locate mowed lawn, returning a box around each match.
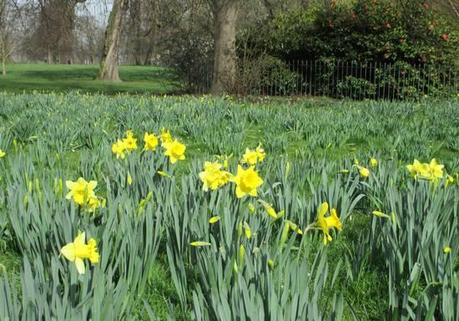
[0,64,183,94]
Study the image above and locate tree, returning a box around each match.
[97,0,128,81]
[210,0,239,94]
[33,0,86,64]
[0,0,21,75]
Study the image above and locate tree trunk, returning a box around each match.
[1,46,5,76]
[447,0,459,19]
[211,1,238,94]
[47,46,53,64]
[97,0,128,81]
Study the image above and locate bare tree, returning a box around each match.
[0,0,21,75]
[98,0,128,81]
[32,0,86,64]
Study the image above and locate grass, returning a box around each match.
[0,93,458,321]
[0,64,183,95]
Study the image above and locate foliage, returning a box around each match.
[237,0,459,99]
[0,93,459,320]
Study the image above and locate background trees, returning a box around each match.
[1,0,458,90]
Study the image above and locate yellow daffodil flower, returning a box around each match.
[316,202,342,245]
[407,159,444,181]
[255,144,266,162]
[406,159,426,178]
[160,128,173,145]
[87,196,105,212]
[370,158,378,168]
[111,139,127,159]
[164,139,186,164]
[359,166,370,178]
[233,165,263,198]
[443,246,452,254]
[0,149,5,158]
[427,159,444,181]
[127,173,133,186]
[209,216,221,224]
[66,178,97,206]
[143,132,159,151]
[60,231,99,274]
[243,221,252,239]
[123,130,137,151]
[241,144,266,165]
[199,161,232,191]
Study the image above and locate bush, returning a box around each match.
[237,0,459,99]
[236,55,299,95]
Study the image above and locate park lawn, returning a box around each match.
[0,93,458,321]
[0,64,183,95]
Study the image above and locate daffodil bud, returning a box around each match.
[239,244,246,267]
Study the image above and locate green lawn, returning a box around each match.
[0,64,183,94]
[0,93,458,321]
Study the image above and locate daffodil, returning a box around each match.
[372,210,391,220]
[316,202,342,245]
[190,241,211,247]
[66,178,97,206]
[60,231,99,274]
[232,165,263,198]
[87,196,105,212]
[209,216,221,224]
[427,159,444,181]
[199,161,232,191]
[406,159,427,178]
[160,128,173,145]
[164,139,186,164]
[144,132,159,151]
[238,244,246,267]
[407,159,444,182]
[256,144,266,162]
[123,130,137,151]
[157,170,171,178]
[446,175,454,187]
[241,145,265,165]
[259,200,284,220]
[443,246,452,254]
[0,149,5,158]
[127,173,133,185]
[112,139,127,159]
[66,178,103,211]
[280,220,303,245]
[359,166,370,178]
[370,158,378,168]
[243,221,252,239]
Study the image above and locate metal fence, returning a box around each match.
[186,60,459,100]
